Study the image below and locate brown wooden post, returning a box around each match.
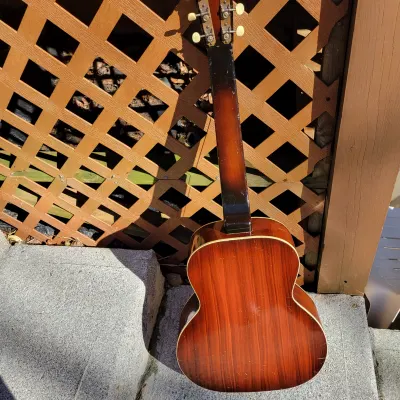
[318,0,400,294]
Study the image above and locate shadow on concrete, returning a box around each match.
[0,377,15,400]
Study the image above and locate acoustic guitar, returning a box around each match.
[176,0,327,392]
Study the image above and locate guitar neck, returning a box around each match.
[208,43,251,234]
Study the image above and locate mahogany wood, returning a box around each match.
[177,218,327,392]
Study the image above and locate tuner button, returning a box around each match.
[236,25,245,37]
[188,12,197,22]
[236,3,245,16]
[192,32,201,43]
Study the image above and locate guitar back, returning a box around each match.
[177,218,327,392]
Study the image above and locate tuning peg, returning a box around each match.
[235,3,245,15]
[188,12,197,22]
[221,3,245,19]
[192,32,214,44]
[187,11,210,22]
[192,32,202,43]
[222,25,245,43]
[236,25,245,37]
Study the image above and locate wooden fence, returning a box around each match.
[0,0,349,283]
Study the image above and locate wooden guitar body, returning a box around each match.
[177,218,327,392]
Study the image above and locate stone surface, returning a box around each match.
[0,232,9,258]
[0,245,164,400]
[140,288,379,400]
[370,328,400,400]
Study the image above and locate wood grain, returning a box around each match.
[177,218,326,392]
[318,0,400,294]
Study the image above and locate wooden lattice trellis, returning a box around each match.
[0,0,349,284]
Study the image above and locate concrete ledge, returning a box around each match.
[0,232,9,258]
[370,328,400,400]
[0,245,164,400]
[140,287,379,400]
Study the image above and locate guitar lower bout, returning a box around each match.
[177,218,327,392]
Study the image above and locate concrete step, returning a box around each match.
[370,328,400,400]
[0,244,164,400]
[141,287,379,400]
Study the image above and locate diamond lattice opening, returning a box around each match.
[123,223,150,243]
[107,118,143,148]
[76,166,105,188]
[16,184,41,206]
[154,52,197,93]
[195,89,213,116]
[205,147,219,165]
[266,80,312,120]
[251,210,269,218]
[56,0,102,26]
[78,222,104,240]
[49,204,73,224]
[7,93,43,124]
[0,219,16,234]
[35,220,60,238]
[66,91,104,124]
[36,148,68,170]
[129,90,168,123]
[181,167,214,192]
[0,39,10,68]
[0,121,28,148]
[140,0,179,20]
[109,187,138,209]
[146,143,178,171]
[3,203,29,222]
[169,117,206,148]
[27,165,55,188]
[213,194,222,206]
[241,115,274,148]
[0,149,16,169]
[153,241,178,257]
[301,157,330,195]
[20,60,59,97]
[235,46,274,90]
[95,205,120,225]
[108,15,153,62]
[303,112,335,148]
[85,57,127,95]
[292,235,304,247]
[267,142,307,173]
[141,208,169,227]
[131,166,157,191]
[51,120,85,147]
[246,162,274,193]
[265,1,318,51]
[0,0,27,30]
[160,188,191,211]
[90,144,123,170]
[190,208,219,225]
[241,0,259,13]
[270,190,305,215]
[299,212,323,237]
[61,186,89,207]
[37,20,79,64]
[169,225,193,245]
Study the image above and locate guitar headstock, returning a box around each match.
[187,0,245,47]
